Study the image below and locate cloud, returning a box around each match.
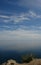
[0,10,41,23]
[28,11,41,18]
[0,13,30,23]
[10,14,30,22]
[19,25,41,30]
[0,29,41,40]
[0,10,41,31]
[0,29,41,50]
[0,23,41,31]
[0,0,41,51]
[31,26,41,30]
[0,15,10,19]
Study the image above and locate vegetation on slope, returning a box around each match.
[21,54,36,63]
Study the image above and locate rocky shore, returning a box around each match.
[1,59,41,65]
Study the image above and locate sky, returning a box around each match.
[0,0,41,51]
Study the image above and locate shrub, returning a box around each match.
[21,54,35,63]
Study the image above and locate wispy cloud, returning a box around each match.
[0,13,30,23]
[28,11,41,18]
[19,25,41,30]
[0,10,41,23]
[0,10,41,31]
[0,15,10,19]
[11,14,30,22]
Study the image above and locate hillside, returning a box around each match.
[1,59,41,65]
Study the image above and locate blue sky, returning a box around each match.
[0,0,41,51]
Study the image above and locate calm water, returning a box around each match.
[0,49,41,64]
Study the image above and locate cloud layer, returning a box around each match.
[0,29,41,50]
[0,0,41,51]
[0,10,41,31]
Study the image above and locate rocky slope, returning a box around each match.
[1,59,41,65]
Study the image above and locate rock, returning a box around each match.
[2,59,16,65]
